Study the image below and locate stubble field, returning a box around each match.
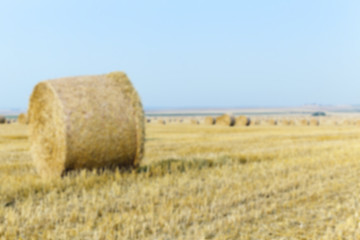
[1,121,360,239]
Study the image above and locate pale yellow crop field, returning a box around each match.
[2,122,360,239]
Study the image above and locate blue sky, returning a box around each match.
[1,0,360,110]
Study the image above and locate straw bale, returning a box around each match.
[204,116,216,125]
[280,119,295,126]
[28,71,145,177]
[267,119,278,126]
[253,119,261,125]
[235,116,250,126]
[309,118,320,126]
[300,119,309,126]
[18,113,29,124]
[158,119,166,125]
[216,114,235,126]
[344,119,355,126]
[0,116,5,124]
[355,120,360,126]
[191,119,200,125]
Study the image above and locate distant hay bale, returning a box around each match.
[280,119,295,126]
[146,118,151,123]
[267,119,278,126]
[253,119,261,125]
[235,116,251,126]
[344,119,355,126]
[18,113,29,124]
[158,119,166,125]
[216,114,235,127]
[309,118,320,126]
[204,116,216,125]
[191,119,200,125]
[300,119,309,126]
[0,115,5,124]
[28,71,145,178]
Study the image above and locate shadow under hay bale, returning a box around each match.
[216,114,235,127]
[28,71,145,178]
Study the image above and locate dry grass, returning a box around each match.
[2,122,360,239]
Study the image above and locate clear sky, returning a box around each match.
[1,0,360,110]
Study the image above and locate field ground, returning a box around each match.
[2,122,360,239]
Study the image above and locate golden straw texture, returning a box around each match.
[28,72,145,178]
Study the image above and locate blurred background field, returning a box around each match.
[2,113,360,239]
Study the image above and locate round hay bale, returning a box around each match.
[216,114,235,127]
[204,116,216,125]
[158,119,166,125]
[28,72,145,178]
[253,119,261,125]
[345,119,355,126]
[280,119,295,126]
[18,113,29,124]
[309,118,320,126]
[355,120,360,126]
[0,115,5,124]
[146,118,151,123]
[300,119,309,126]
[267,119,278,126]
[191,119,200,125]
[235,116,251,126]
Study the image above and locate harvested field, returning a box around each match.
[2,122,360,239]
